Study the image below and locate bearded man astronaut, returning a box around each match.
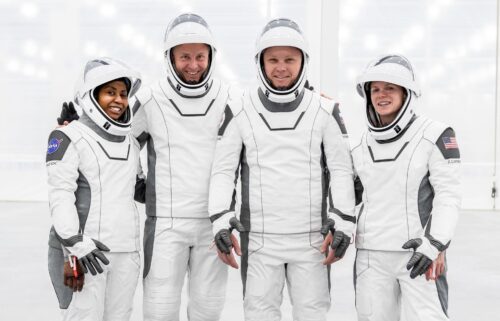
[208,18,356,321]
[132,13,239,321]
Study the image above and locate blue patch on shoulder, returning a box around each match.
[47,138,63,154]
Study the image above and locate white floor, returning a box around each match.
[0,202,498,321]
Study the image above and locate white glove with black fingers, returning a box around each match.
[65,235,110,275]
[211,212,245,269]
[402,236,441,279]
[212,212,245,254]
[320,218,352,260]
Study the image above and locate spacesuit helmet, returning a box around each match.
[356,54,421,141]
[255,18,309,104]
[74,57,141,136]
[164,13,216,97]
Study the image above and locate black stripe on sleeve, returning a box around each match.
[132,100,142,115]
[354,176,364,206]
[332,103,347,135]
[218,105,234,137]
[329,207,356,223]
[136,131,150,149]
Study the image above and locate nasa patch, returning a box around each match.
[47,138,63,154]
[46,131,71,162]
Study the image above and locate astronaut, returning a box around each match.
[208,18,356,321]
[351,54,461,321]
[131,13,237,321]
[46,57,142,320]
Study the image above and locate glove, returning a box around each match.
[65,237,110,275]
[134,175,146,203]
[63,257,85,292]
[214,217,245,255]
[320,218,351,261]
[354,176,364,206]
[211,213,245,269]
[57,101,79,125]
[402,237,440,279]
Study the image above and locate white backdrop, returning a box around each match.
[0,0,498,210]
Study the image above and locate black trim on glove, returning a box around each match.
[57,101,79,125]
[331,230,351,258]
[214,217,245,255]
[320,218,351,258]
[78,239,110,276]
[402,238,433,279]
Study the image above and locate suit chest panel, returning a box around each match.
[149,87,226,156]
[354,128,433,198]
[75,132,137,191]
[240,95,324,170]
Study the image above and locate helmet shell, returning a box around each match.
[74,57,141,136]
[356,54,420,141]
[255,18,309,104]
[164,13,216,97]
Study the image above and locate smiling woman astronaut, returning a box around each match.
[46,57,142,321]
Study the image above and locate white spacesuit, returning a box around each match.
[46,57,142,320]
[351,55,461,321]
[131,13,235,321]
[209,18,355,321]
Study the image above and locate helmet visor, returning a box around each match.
[260,18,303,36]
[373,55,415,80]
[165,13,209,39]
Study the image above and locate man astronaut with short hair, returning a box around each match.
[209,18,356,321]
[132,13,239,321]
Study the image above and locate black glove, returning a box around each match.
[321,218,351,258]
[134,175,146,203]
[57,101,79,125]
[67,238,111,276]
[214,217,245,255]
[79,239,110,275]
[402,238,435,279]
[354,176,364,206]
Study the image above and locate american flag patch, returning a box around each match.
[442,136,458,149]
